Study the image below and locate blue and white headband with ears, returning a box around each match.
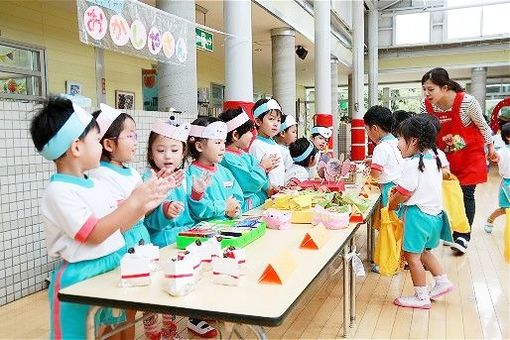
[311,126,332,139]
[40,103,93,161]
[279,114,297,132]
[253,99,282,118]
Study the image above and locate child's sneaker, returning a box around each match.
[429,281,454,300]
[450,237,468,254]
[393,294,431,309]
[370,264,380,273]
[144,314,161,340]
[484,222,493,234]
[187,319,217,338]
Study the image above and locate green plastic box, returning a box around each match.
[176,221,267,250]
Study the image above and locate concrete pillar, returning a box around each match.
[348,74,353,119]
[351,0,365,161]
[331,58,339,155]
[314,0,333,148]
[156,0,197,113]
[94,47,105,105]
[271,28,296,117]
[368,8,378,108]
[382,87,390,108]
[471,67,487,116]
[223,0,254,115]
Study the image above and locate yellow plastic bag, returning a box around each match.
[442,176,470,234]
[505,209,510,263]
[374,207,404,276]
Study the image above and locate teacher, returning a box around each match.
[420,67,494,255]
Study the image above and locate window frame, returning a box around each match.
[0,38,47,101]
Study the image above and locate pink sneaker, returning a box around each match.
[429,282,454,300]
[393,295,431,309]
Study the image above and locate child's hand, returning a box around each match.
[489,152,500,163]
[192,170,212,194]
[260,153,280,172]
[171,169,185,187]
[165,201,184,219]
[225,196,240,218]
[442,169,453,180]
[132,171,173,212]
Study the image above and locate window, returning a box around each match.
[0,39,47,100]
[395,13,430,45]
[482,4,510,36]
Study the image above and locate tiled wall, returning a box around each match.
[0,99,196,306]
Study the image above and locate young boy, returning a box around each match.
[286,137,319,184]
[364,105,404,206]
[310,125,333,178]
[30,96,172,339]
[275,114,298,171]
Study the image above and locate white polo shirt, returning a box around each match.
[497,146,510,179]
[249,135,286,187]
[371,134,404,184]
[396,152,443,215]
[285,164,310,184]
[88,161,142,204]
[41,173,125,263]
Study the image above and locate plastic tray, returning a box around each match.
[176,221,267,250]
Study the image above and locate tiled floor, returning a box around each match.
[2,167,509,339]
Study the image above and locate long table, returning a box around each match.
[59,189,381,339]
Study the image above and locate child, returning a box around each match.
[249,98,285,188]
[219,107,276,212]
[275,114,298,171]
[392,110,414,137]
[389,115,454,309]
[187,116,244,221]
[286,137,319,184]
[143,118,214,339]
[484,122,510,233]
[310,125,333,178]
[30,96,171,339]
[364,105,404,206]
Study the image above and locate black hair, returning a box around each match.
[91,110,134,162]
[252,97,284,127]
[30,95,98,160]
[145,130,187,171]
[363,105,395,133]
[397,115,442,172]
[502,122,510,145]
[392,110,414,135]
[289,137,318,167]
[187,116,221,160]
[421,67,464,93]
[218,107,254,145]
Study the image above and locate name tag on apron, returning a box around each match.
[224,181,233,188]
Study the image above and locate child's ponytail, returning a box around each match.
[431,146,443,171]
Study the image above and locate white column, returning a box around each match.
[314,0,331,115]
[471,67,487,115]
[368,8,378,107]
[156,0,197,113]
[351,0,365,161]
[331,57,339,155]
[271,28,296,117]
[224,0,253,102]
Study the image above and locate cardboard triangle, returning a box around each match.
[258,250,296,284]
[300,224,329,250]
[258,265,281,284]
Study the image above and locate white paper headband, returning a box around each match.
[226,111,250,132]
[189,121,227,140]
[96,103,122,139]
[253,99,282,118]
[311,126,332,139]
[151,119,191,142]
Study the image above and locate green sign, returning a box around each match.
[196,28,214,52]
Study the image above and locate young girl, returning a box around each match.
[89,104,161,339]
[364,105,404,206]
[219,107,277,211]
[389,115,454,309]
[249,98,285,188]
[187,116,244,221]
[484,122,510,233]
[30,97,171,339]
[275,114,298,171]
[286,137,319,184]
[142,118,215,339]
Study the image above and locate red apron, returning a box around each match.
[425,91,487,186]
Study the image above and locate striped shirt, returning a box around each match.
[419,93,492,144]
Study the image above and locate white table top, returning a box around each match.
[59,189,381,326]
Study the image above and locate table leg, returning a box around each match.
[366,221,371,262]
[86,306,101,340]
[349,237,356,328]
[244,324,268,339]
[342,245,349,338]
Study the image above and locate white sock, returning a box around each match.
[434,274,450,285]
[415,286,429,300]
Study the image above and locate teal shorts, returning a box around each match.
[499,178,510,208]
[401,205,445,253]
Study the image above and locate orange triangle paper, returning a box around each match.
[258,250,296,284]
[300,224,329,250]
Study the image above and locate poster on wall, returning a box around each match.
[142,68,158,111]
[76,0,190,65]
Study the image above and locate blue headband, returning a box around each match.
[253,99,282,118]
[293,143,314,163]
[40,104,93,161]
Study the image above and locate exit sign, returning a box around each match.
[196,28,214,52]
